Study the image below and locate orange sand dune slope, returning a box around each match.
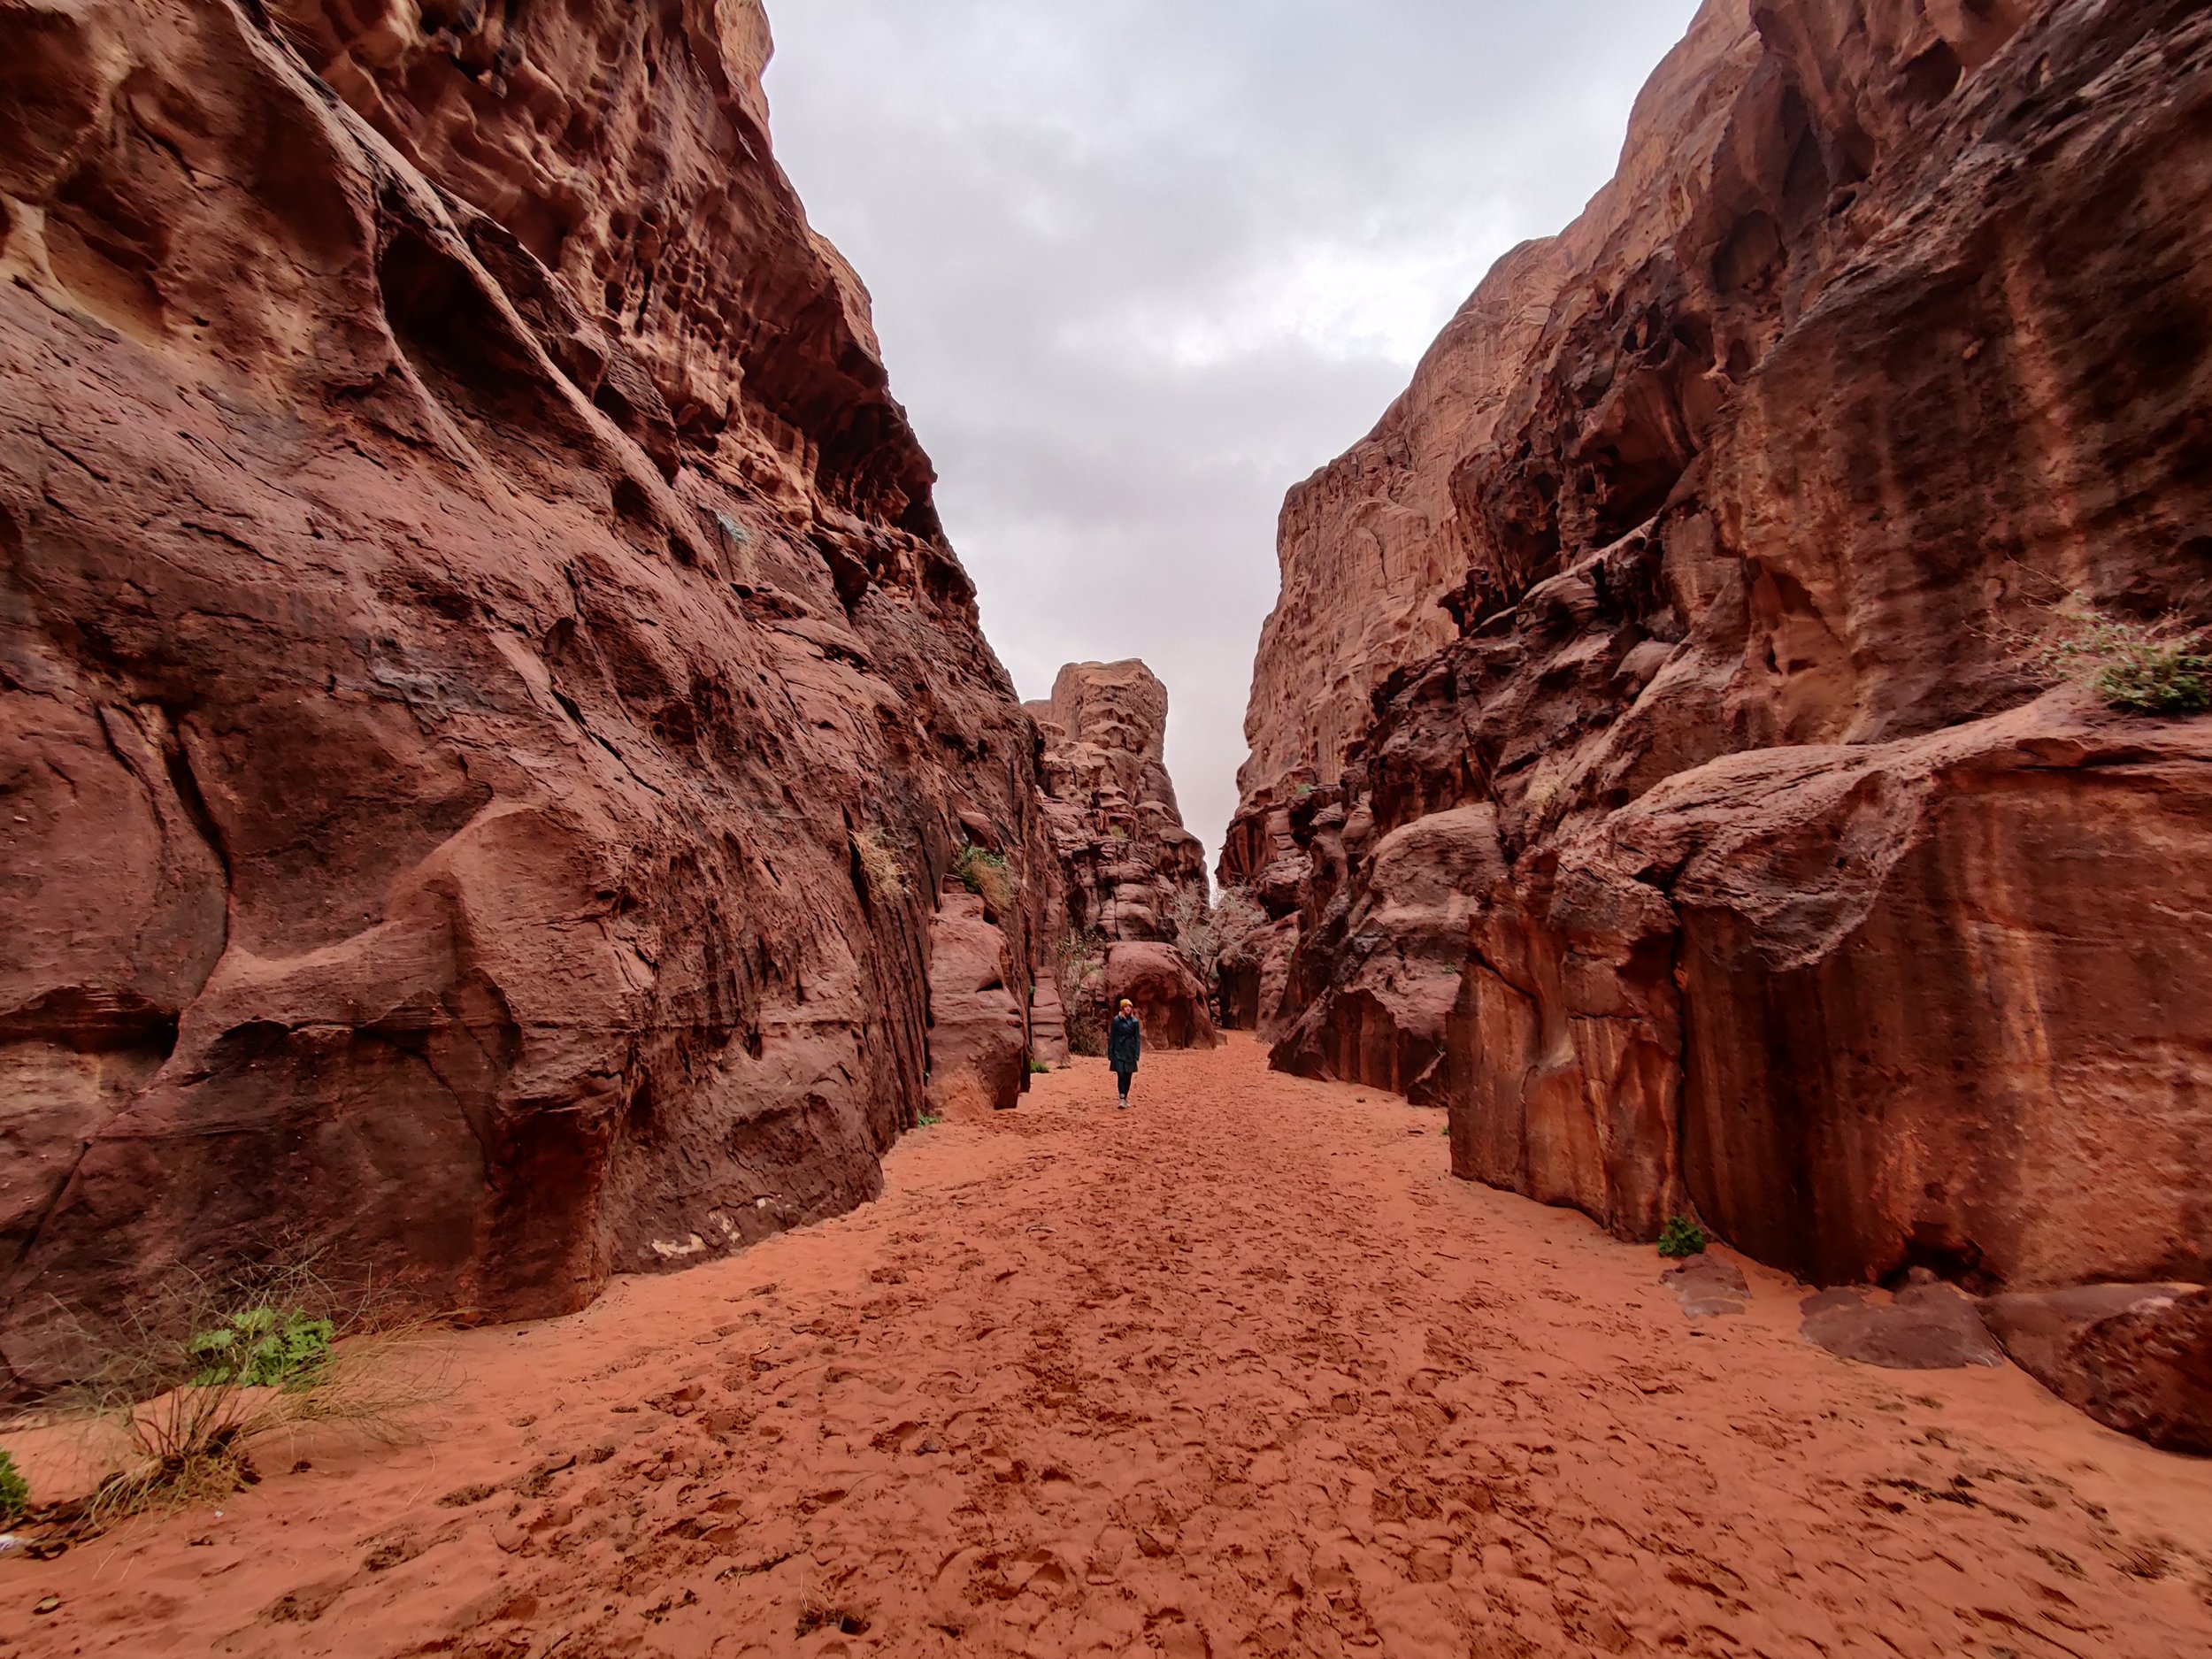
[15,1037,2212,1657]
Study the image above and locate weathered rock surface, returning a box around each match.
[1028,661,1216,1049]
[1224,0,2212,1444]
[1029,662,1207,943]
[1232,0,1765,812]
[1982,1284,2212,1455]
[1027,978,1071,1067]
[1104,941,1219,1053]
[0,0,1046,1387]
[1663,1253,1749,1320]
[924,886,1027,1119]
[1801,1282,2004,1371]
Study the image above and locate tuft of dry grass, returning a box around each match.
[31,1259,451,1538]
[953,841,1018,918]
[852,826,910,899]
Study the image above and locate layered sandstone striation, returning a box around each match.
[1225,0,2212,1440]
[1028,661,1217,1051]
[0,0,1047,1388]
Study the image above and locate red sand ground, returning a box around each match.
[10,1036,2212,1657]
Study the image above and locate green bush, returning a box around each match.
[2035,595,2210,715]
[2093,642,2211,713]
[952,842,1017,916]
[1657,1217,1708,1259]
[1028,1059,1051,1074]
[0,1448,27,1522]
[188,1308,334,1390]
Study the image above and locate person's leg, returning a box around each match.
[1117,1068,1131,1106]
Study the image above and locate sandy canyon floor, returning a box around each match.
[10,1036,2212,1658]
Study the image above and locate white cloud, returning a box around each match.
[762,0,1706,872]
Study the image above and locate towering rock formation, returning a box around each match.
[0,0,1047,1388]
[1225,0,2212,1440]
[1028,662,1217,1053]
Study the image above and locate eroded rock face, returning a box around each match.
[1226,0,2212,1405]
[0,0,1044,1386]
[1029,661,1216,1049]
[1982,1284,2212,1455]
[924,886,1027,1120]
[1233,0,1767,813]
[1105,941,1219,1053]
[1029,662,1207,943]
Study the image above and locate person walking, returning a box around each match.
[1108,998,1142,1108]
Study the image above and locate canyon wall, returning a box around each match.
[1227,0,2212,1326]
[1028,661,1217,1052]
[0,0,1046,1388]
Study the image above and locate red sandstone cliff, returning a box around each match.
[0,0,1045,1387]
[1027,661,1217,1053]
[1225,0,2212,1441]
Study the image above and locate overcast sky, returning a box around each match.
[763,0,1705,874]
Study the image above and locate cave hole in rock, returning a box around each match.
[1899,40,1964,111]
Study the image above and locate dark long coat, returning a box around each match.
[1108,1013,1142,1074]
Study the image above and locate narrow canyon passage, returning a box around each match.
[20,1040,2212,1659]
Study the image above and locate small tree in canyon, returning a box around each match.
[1172,885,1264,984]
[1055,923,1108,1056]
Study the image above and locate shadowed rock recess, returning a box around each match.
[0,0,1056,1389]
[1223,0,2212,1447]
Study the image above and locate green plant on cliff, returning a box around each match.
[2032,592,2210,714]
[953,841,1017,916]
[1657,1217,1709,1259]
[0,1448,27,1524]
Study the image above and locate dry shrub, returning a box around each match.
[0,1448,26,1522]
[1055,924,1108,1056]
[35,1259,449,1536]
[953,841,1018,917]
[2021,590,2210,714]
[852,826,910,899]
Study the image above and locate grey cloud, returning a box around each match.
[763,0,1705,872]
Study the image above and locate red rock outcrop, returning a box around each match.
[923,884,1027,1119]
[1225,0,2212,1438]
[1982,1284,2212,1455]
[0,0,1047,1388]
[1233,0,1766,812]
[1103,941,1217,1052]
[1028,662,1217,1050]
